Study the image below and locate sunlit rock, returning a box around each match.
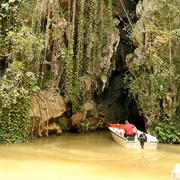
[71,112,87,126]
[30,89,66,137]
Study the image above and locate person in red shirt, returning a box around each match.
[124,120,138,138]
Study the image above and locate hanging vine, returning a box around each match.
[64,0,115,110]
[76,0,85,77]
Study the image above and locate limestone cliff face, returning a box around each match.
[29,0,145,134]
[125,0,179,134]
[125,0,159,129]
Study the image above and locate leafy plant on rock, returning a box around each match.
[0,61,39,143]
[125,0,180,143]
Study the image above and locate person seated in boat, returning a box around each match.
[124,120,138,138]
[138,132,147,149]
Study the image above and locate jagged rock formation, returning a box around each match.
[30,89,66,137]
[126,0,179,124]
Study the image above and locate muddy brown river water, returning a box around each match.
[0,130,179,180]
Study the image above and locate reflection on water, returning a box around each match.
[0,130,179,180]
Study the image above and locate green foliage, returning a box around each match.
[107,0,113,30]
[0,0,42,143]
[76,1,85,76]
[0,0,45,83]
[0,100,30,143]
[154,113,180,143]
[77,120,88,133]
[59,120,65,131]
[64,41,76,103]
[4,26,44,70]
[0,61,39,143]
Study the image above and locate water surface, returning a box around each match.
[0,130,179,180]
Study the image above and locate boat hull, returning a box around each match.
[109,125,158,150]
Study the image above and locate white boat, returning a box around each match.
[108,124,158,150]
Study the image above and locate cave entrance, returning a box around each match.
[128,100,146,132]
